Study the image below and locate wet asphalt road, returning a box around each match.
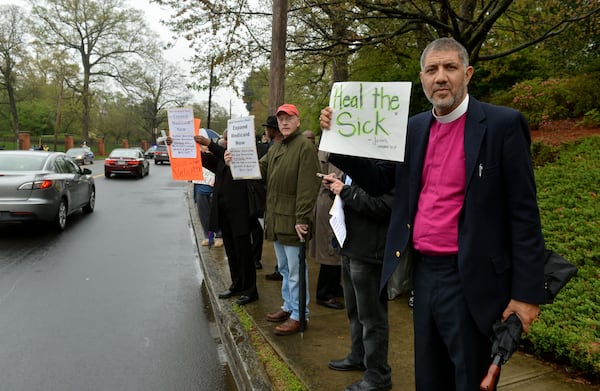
[0,161,233,391]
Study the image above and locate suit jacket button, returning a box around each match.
[395,251,401,258]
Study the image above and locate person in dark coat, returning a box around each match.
[324,174,394,391]
[194,134,259,306]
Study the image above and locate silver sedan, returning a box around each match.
[0,150,96,231]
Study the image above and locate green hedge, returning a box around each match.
[490,73,600,129]
[526,136,600,378]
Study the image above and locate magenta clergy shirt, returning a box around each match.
[412,108,467,255]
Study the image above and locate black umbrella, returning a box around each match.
[298,238,307,338]
[480,249,578,390]
[480,314,522,390]
[543,250,578,304]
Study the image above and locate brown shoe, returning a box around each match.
[274,318,306,336]
[265,309,291,322]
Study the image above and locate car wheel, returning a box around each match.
[154,160,159,165]
[55,199,68,232]
[137,167,143,179]
[83,188,95,213]
[105,171,111,178]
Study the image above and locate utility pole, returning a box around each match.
[207,57,214,129]
[269,0,287,114]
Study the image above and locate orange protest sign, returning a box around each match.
[166,111,204,181]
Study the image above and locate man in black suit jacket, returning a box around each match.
[194,134,259,306]
[321,38,545,391]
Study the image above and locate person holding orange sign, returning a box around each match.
[167,133,259,306]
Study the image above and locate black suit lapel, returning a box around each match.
[408,114,432,214]
[464,98,487,190]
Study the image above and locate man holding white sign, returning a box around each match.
[319,38,545,391]
[191,133,259,307]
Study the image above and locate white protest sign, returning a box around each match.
[228,116,261,179]
[166,107,196,158]
[319,82,412,162]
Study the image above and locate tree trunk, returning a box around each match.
[82,59,91,144]
[6,75,20,149]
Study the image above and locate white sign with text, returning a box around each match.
[228,116,261,179]
[166,107,196,158]
[319,82,412,162]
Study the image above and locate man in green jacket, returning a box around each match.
[260,104,321,336]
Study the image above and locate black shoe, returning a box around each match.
[235,294,259,305]
[255,261,263,270]
[344,380,392,391]
[265,271,283,281]
[317,298,345,310]
[218,290,239,299]
[328,358,366,372]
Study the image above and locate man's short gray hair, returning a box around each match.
[420,38,470,71]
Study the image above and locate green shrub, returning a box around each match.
[578,109,600,127]
[490,73,600,129]
[526,136,600,378]
[531,142,560,167]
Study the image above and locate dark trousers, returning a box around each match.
[219,213,257,297]
[341,256,391,387]
[316,264,343,301]
[250,218,263,263]
[413,253,492,391]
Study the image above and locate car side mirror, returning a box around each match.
[82,168,92,175]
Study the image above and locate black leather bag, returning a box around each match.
[247,179,266,218]
[544,249,578,303]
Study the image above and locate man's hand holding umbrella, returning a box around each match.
[501,299,539,333]
[481,251,578,390]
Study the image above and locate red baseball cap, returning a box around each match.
[276,104,300,117]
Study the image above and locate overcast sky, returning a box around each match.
[0,0,249,118]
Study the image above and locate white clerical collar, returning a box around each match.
[432,95,469,123]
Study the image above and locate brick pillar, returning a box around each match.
[64,135,74,151]
[122,139,129,148]
[18,132,31,150]
[97,137,105,156]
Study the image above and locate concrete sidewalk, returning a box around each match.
[187,192,598,391]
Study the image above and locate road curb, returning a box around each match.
[187,188,273,391]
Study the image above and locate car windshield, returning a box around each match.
[156,146,168,151]
[109,149,138,158]
[66,148,85,155]
[0,154,47,171]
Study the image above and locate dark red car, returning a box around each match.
[104,148,150,179]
